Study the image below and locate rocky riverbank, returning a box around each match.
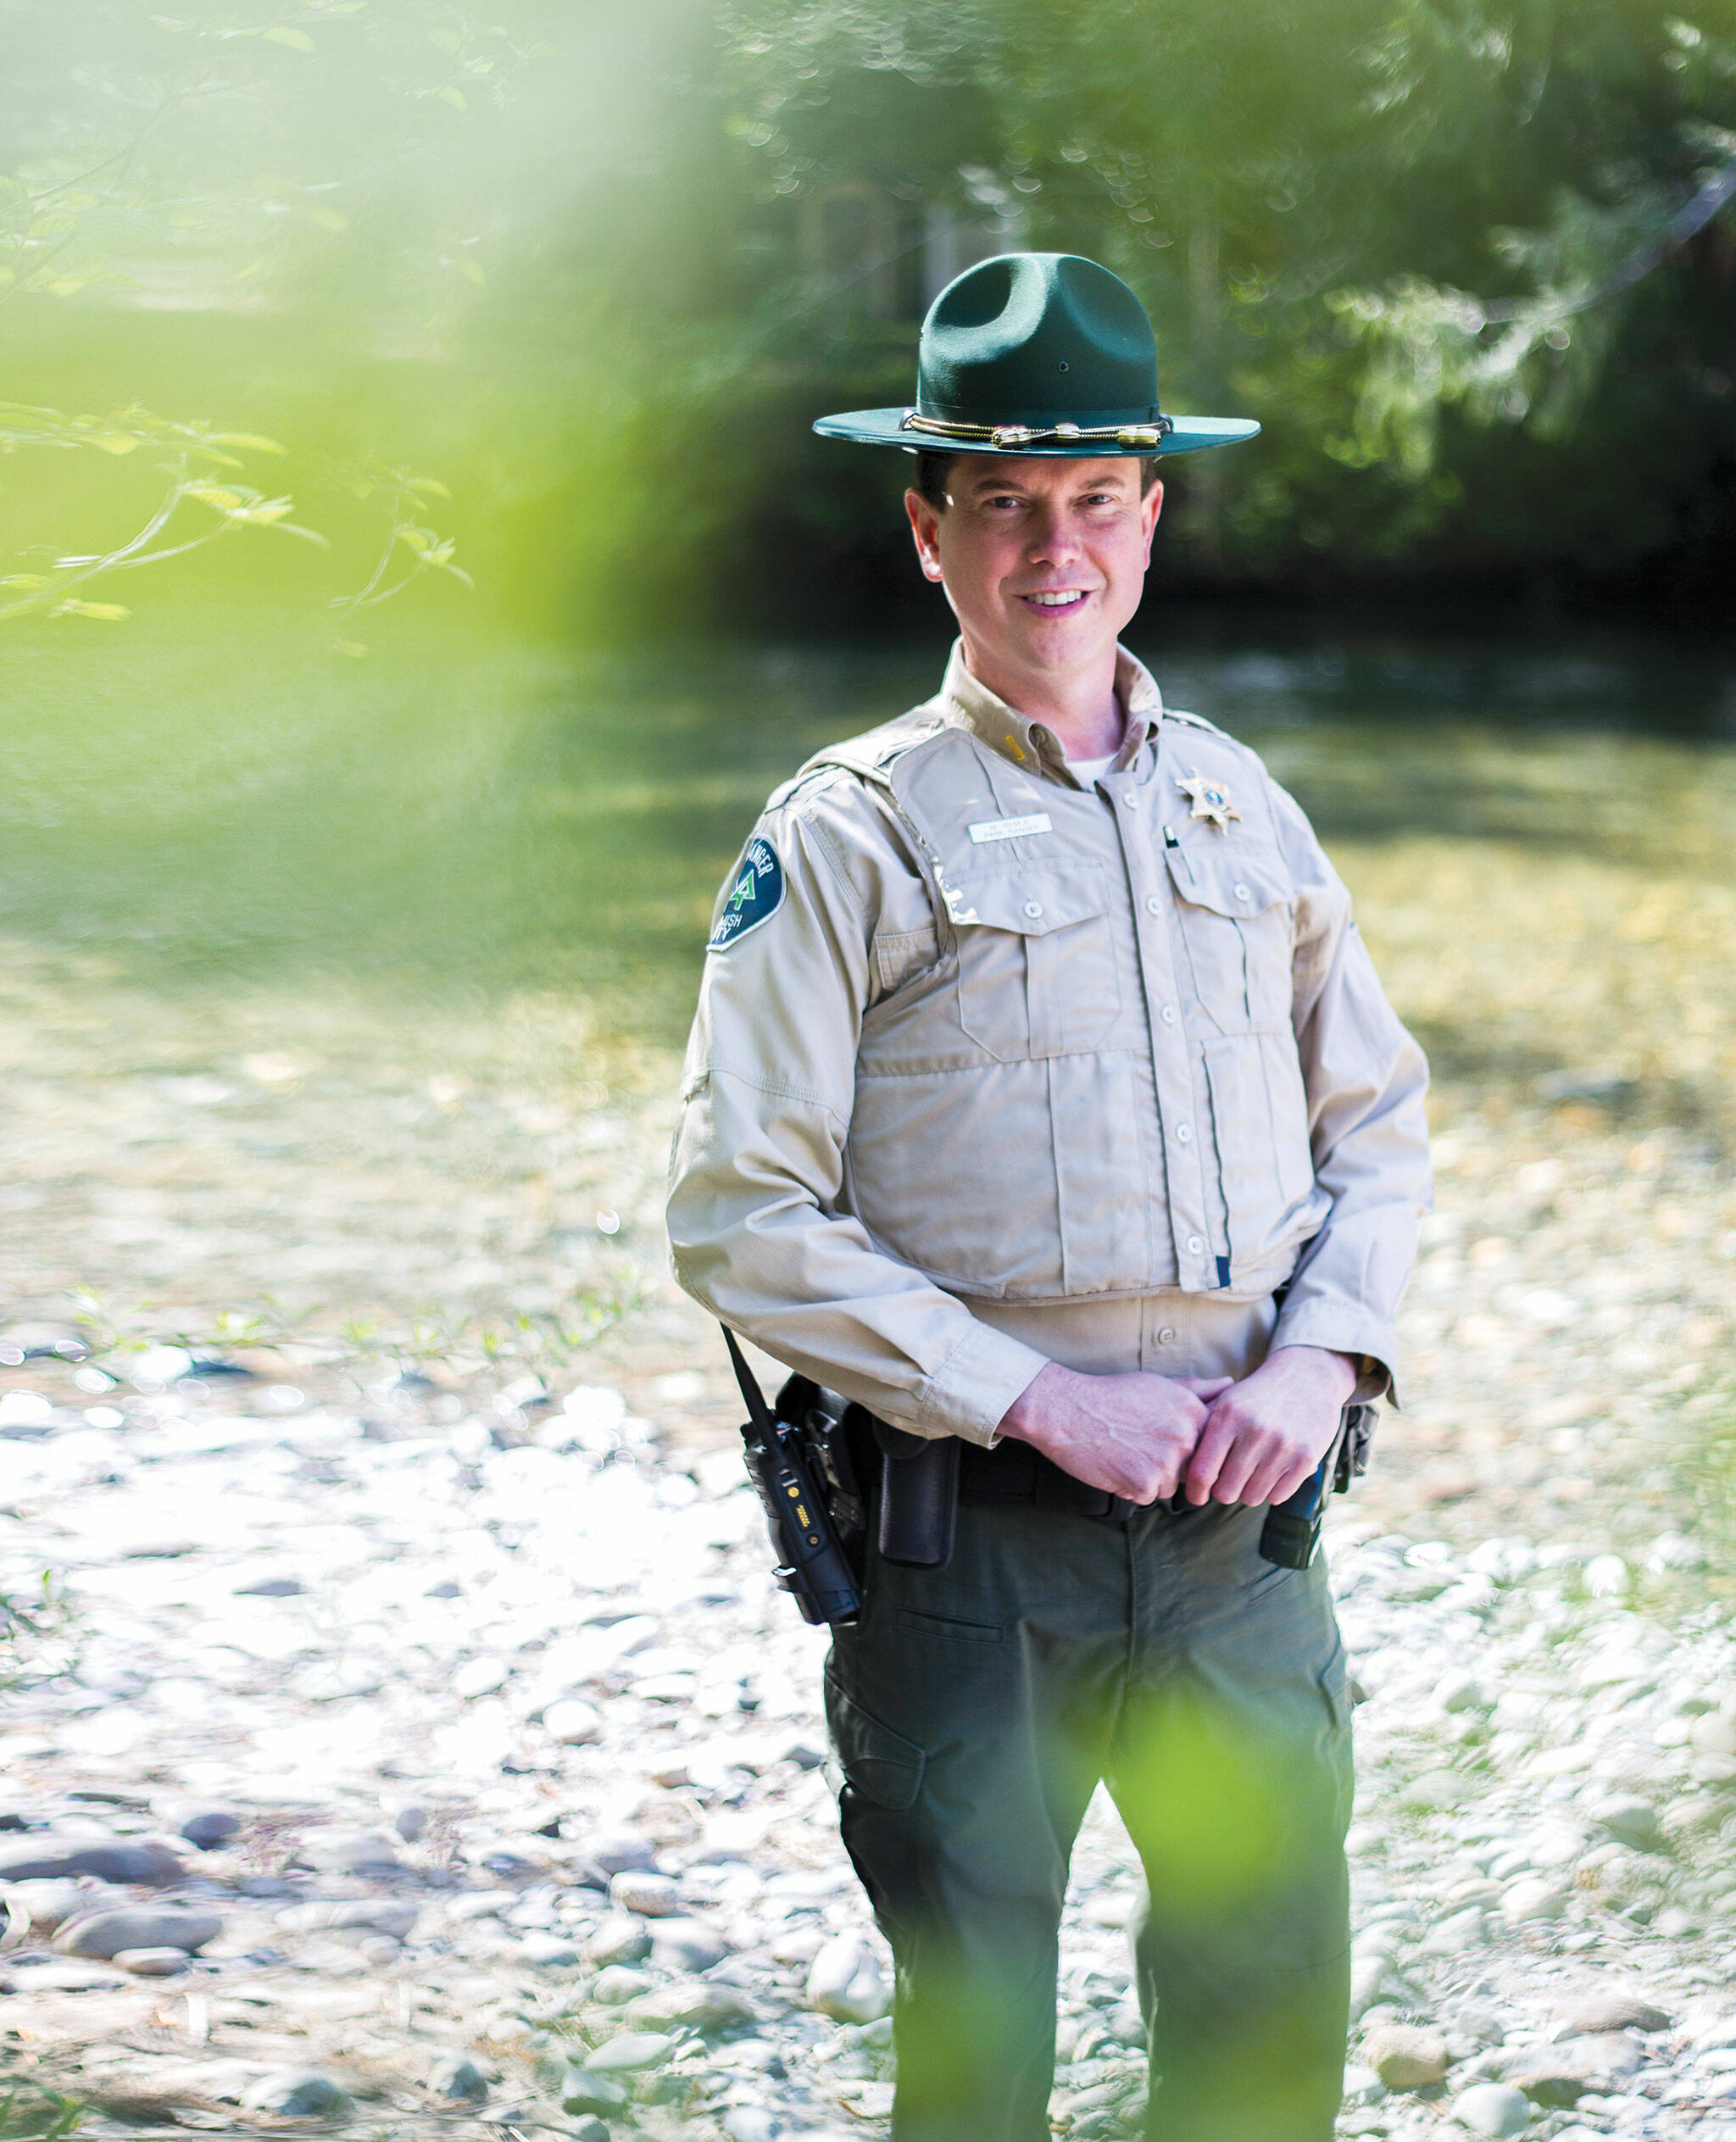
[0,1351,1731,2139]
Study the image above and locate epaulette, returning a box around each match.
[765,708,949,812]
[1163,706,1235,741]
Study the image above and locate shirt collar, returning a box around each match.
[938,639,1166,787]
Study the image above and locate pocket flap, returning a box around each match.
[946,865,1111,936]
[1163,843,1292,917]
[824,1670,926,1811]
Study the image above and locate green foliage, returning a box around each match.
[0,1572,81,1692]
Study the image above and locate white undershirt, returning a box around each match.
[1066,752,1120,787]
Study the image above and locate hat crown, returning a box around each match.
[918,253,1160,427]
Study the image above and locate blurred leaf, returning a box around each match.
[0,575,47,588]
[434,86,468,112]
[51,600,130,620]
[428,28,463,56]
[407,476,452,498]
[185,485,247,509]
[90,433,140,455]
[206,432,287,453]
[260,25,314,52]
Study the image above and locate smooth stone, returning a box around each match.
[1452,2081,1533,2135]
[297,1828,403,1876]
[3,1878,100,1930]
[1499,2039,1613,2105]
[281,1899,419,1937]
[453,1658,509,1700]
[559,2065,630,2115]
[239,2067,352,2117]
[722,2111,777,2142]
[585,1914,654,1966]
[1342,2062,1385,2108]
[1436,1671,1489,1715]
[1422,1906,1488,1955]
[648,1917,730,1972]
[0,1838,186,1886]
[588,2031,675,2072]
[391,1804,430,1841]
[806,1930,889,2026]
[1401,1768,1466,1811]
[446,1890,516,1923]
[234,1577,306,1596]
[567,2123,610,2142]
[1550,1991,1671,2039]
[426,2052,488,2102]
[175,1806,244,1850]
[544,1697,604,1746]
[1365,2023,1451,2090]
[626,1980,757,2032]
[1589,1794,1660,1850]
[1693,1715,1736,1759]
[585,1828,659,1877]
[611,1870,681,1917]
[520,1930,581,1967]
[1501,1878,1570,1923]
[592,1965,653,2005]
[58,1907,223,1959]
[113,1947,192,1977]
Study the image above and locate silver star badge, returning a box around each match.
[1175,766,1242,832]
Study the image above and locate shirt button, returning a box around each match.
[1160,1004,1177,1026]
[1144,893,1161,915]
[1023,900,1043,920]
[1157,1327,1177,1345]
[1186,1235,1205,1256]
[1175,1122,1192,1144]
[1233,882,1251,902]
[1120,790,1138,807]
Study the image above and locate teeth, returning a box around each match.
[1030,592,1084,606]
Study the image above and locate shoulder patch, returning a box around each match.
[709,835,786,951]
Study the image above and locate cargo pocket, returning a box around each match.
[1163,842,1294,1035]
[951,865,1120,1061]
[825,1669,926,1811]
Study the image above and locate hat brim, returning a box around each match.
[813,409,1260,455]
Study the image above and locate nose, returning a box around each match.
[1026,498,1082,565]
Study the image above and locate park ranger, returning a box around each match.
[666,253,1431,2142]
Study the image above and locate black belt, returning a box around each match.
[957,1435,1137,1522]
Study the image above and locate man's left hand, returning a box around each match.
[1182,1345,1359,1509]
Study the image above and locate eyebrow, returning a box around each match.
[960,470,1133,500]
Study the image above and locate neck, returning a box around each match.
[960,635,1125,759]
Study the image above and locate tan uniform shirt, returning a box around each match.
[667,643,1431,1446]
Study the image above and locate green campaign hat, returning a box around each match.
[814,251,1258,457]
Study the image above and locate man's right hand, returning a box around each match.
[995,1361,1233,1504]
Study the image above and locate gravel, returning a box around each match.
[0,1365,1731,2139]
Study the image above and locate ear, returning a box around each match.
[904,488,946,584]
[1140,477,1164,567]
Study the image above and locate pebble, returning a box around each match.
[426,2051,489,2102]
[56,1907,223,1959]
[238,2067,351,2117]
[649,1917,731,1972]
[559,2065,631,2115]
[1500,1878,1570,1922]
[0,1838,185,1885]
[519,1929,581,1966]
[593,1964,654,2004]
[1365,2022,1452,2089]
[807,1930,890,2025]
[112,1947,192,1977]
[279,1899,419,1939]
[586,1913,654,1966]
[173,1805,244,1849]
[587,2030,676,2072]
[626,1980,758,2032]
[543,1695,604,1745]
[1452,2080,1533,2134]
[1550,1990,1672,2038]
[611,1869,681,1917]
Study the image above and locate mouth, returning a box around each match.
[1017,589,1092,614]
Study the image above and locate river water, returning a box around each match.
[7,604,1735,1049]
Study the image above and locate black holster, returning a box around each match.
[872,1419,960,1569]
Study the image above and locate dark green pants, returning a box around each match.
[824,1496,1353,2142]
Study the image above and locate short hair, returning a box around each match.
[912,448,1162,512]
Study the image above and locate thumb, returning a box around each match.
[1177,1376,1235,1399]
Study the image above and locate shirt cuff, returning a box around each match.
[915,1318,1050,1446]
[1269,1303,1399,1409]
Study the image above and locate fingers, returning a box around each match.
[1176,1376,1235,1399]
[1182,1409,1238,1506]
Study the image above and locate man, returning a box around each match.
[667,253,1430,2142]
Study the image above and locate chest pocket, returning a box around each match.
[951,866,1121,1062]
[1163,843,1294,1036]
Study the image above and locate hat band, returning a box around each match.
[900,411,1174,451]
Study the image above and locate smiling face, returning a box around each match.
[904,453,1163,705]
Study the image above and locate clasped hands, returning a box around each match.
[997,1346,1358,1510]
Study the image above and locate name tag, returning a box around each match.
[967,812,1052,844]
